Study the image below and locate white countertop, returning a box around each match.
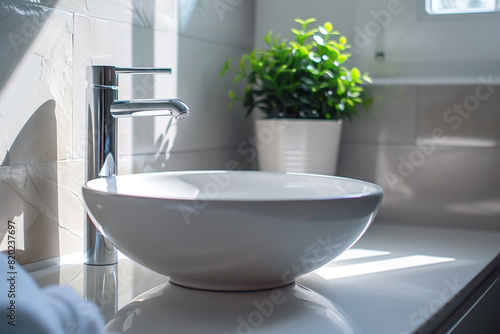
[299,223,500,333]
[27,223,500,334]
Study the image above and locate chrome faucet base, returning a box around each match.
[84,220,118,266]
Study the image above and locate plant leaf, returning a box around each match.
[309,52,321,63]
[337,54,349,63]
[220,59,231,77]
[337,78,346,95]
[362,73,373,83]
[351,67,360,80]
[348,91,361,98]
[313,35,324,46]
[318,26,326,35]
[263,31,273,46]
[240,58,246,72]
[233,74,245,84]
[220,17,369,120]
[303,18,316,25]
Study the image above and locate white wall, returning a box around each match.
[256,0,500,230]
[351,0,500,83]
[0,0,254,264]
[118,0,256,174]
[129,0,255,173]
[255,0,353,48]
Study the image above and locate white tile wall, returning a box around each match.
[342,85,417,145]
[72,13,179,160]
[179,0,254,49]
[0,2,78,263]
[21,0,177,33]
[337,82,500,230]
[0,0,255,264]
[256,0,500,231]
[338,143,500,230]
[417,85,500,148]
[176,36,253,152]
[0,4,73,163]
[351,0,500,83]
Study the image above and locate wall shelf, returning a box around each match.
[369,76,500,86]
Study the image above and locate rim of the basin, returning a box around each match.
[82,170,384,202]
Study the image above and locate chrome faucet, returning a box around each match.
[85,65,189,265]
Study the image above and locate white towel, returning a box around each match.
[0,252,106,334]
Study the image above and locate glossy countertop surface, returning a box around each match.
[27,223,500,334]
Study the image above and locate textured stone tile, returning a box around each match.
[0,2,73,163]
[55,160,85,258]
[20,0,177,33]
[0,160,84,264]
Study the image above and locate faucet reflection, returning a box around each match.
[84,264,118,323]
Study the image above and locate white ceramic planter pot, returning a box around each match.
[255,119,343,175]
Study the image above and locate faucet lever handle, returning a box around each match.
[115,67,172,75]
[87,66,172,87]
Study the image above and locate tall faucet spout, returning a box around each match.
[85,66,190,267]
[110,99,189,120]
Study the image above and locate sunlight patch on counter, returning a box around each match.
[316,254,456,280]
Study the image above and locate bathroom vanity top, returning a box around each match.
[27,223,500,334]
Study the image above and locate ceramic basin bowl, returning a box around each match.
[82,171,383,291]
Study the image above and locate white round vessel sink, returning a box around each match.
[82,170,383,291]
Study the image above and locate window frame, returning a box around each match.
[418,0,500,21]
[423,0,500,18]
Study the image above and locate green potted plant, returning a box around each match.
[221,18,371,175]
